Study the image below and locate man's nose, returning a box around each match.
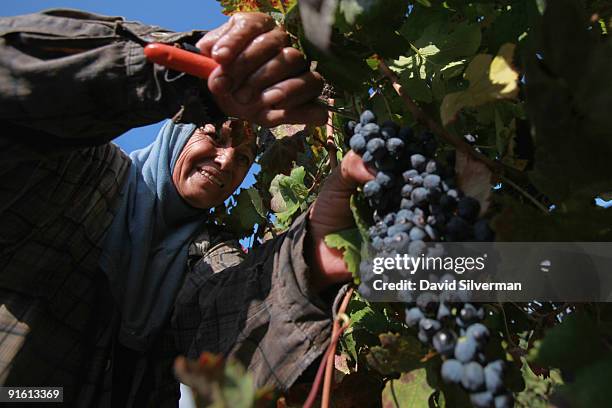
[214,146,236,170]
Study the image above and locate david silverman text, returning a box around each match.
[371,279,522,291]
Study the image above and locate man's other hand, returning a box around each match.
[196,13,327,127]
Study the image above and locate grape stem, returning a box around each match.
[327,98,338,169]
[377,58,501,174]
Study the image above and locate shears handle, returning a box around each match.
[143,43,219,79]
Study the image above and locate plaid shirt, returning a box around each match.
[0,9,335,407]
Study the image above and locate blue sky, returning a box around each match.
[2,0,260,190]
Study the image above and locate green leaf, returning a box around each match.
[532,313,605,373]
[228,188,266,238]
[559,356,612,408]
[269,166,309,228]
[366,333,425,375]
[324,227,361,274]
[441,43,519,125]
[380,368,437,408]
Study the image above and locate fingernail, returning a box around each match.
[213,76,233,93]
[212,46,231,60]
[262,88,284,105]
[234,87,253,104]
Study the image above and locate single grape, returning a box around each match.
[362,123,380,139]
[402,169,419,183]
[399,126,414,142]
[411,187,429,206]
[387,138,405,156]
[364,180,382,198]
[466,323,490,345]
[470,391,494,408]
[383,212,396,226]
[459,304,484,326]
[388,223,411,237]
[437,302,451,320]
[360,110,377,125]
[405,307,424,327]
[461,362,485,392]
[433,329,457,357]
[455,336,478,363]
[362,150,374,164]
[380,126,396,140]
[411,154,427,171]
[367,138,386,160]
[441,359,463,384]
[349,134,367,154]
[439,194,458,212]
[401,184,414,198]
[425,160,437,174]
[419,318,442,337]
[423,174,441,189]
[409,226,427,241]
[486,360,505,374]
[400,199,414,210]
[484,364,504,394]
[494,393,514,408]
[376,171,394,188]
[416,292,438,313]
[371,236,383,251]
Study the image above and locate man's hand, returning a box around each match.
[307,151,375,291]
[196,13,327,127]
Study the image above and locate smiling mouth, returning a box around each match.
[197,167,225,188]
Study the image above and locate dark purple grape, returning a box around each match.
[364,180,382,198]
[405,307,424,327]
[402,169,419,183]
[470,391,494,408]
[494,393,514,408]
[410,154,427,171]
[376,171,394,188]
[455,336,478,363]
[362,150,374,164]
[423,174,441,189]
[371,236,383,251]
[400,199,414,209]
[360,110,376,125]
[461,362,485,391]
[361,123,380,139]
[466,323,490,345]
[396,209,413,223]
[382,212,396,226]
[440,194,458,212]
[386,138,405,156]
[416,291,438,313]
[411,187,429,206]
[484,364,504,393]
[433,329,457,357]
[344,120,357,136]
[419,318,442,337]
[401,184,414,198]
[459,304,484,326]
[409,226,426,241]
[441,359,463,384]
[399,127,414,142]
[380,126,396,140]
[486,360,505,374]
[425,160,437,174]
[437,302,451,320]
[457,196,481,222]
[366,138,386,159]
[350,134,366,154]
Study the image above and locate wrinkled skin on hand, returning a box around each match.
[196,12,327,127]
[307,151,375,290]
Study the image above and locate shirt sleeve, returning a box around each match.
[172,211,341,390]
[0,9,223,145]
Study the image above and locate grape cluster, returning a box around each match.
[347,110,512,408]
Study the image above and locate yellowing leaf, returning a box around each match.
[441,43,519,125]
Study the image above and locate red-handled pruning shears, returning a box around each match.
[144,43,219,79]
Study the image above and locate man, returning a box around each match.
[0,9,371,406]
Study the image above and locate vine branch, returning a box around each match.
[377,59,502,174]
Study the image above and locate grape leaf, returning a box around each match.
[381,369,437,408]
[269,166,309,228]
[455,150,493,215]
[228,187,267,238]
[366,333,425,375]
[441,43,519,126]
[557,356,612,408]
[324,227,361,274]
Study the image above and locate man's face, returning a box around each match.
[172,120,256,209]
